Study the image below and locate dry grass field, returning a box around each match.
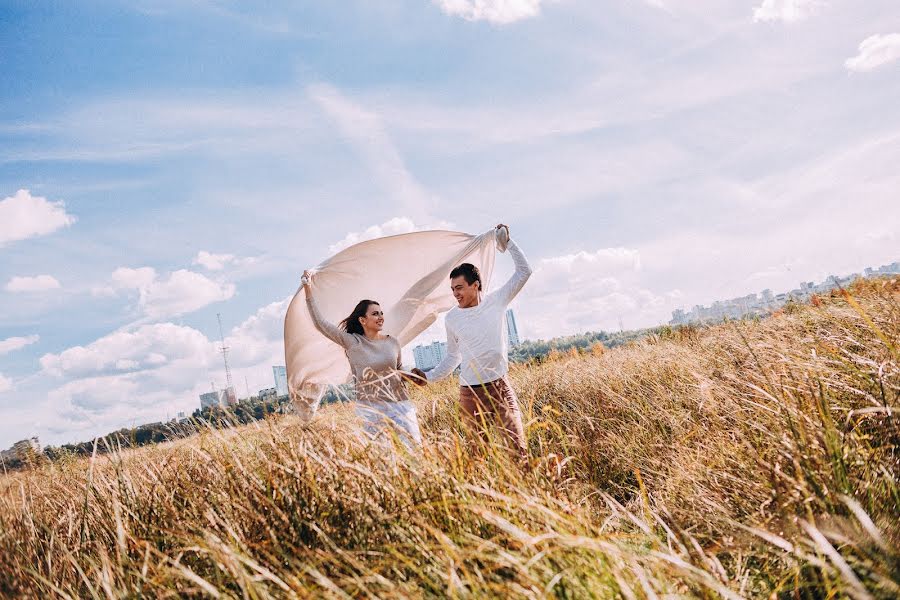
[1,278,897,598]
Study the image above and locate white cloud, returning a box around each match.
[109,267,235,319]
[141,271,235,318]
[328,216,456,255]
[753,0,822,23]
[46,376,143,414]
[517,248,677,337]
[328,217,422,254]
[5,275,62,292]
[0,189,76,247]
[194,250,235,270]
[0,373,12,394]
[226,297,290,362]
[90,285,118,298]
[193,250,256,271]
[539,248,642,272]
[111,266,156,289]
[40,322,212,379]
[115,359,140,370]
[0,334,40,355]
[845,33,900,72]
[434,0,544,24]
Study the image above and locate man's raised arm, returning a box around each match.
[493,235,533,307]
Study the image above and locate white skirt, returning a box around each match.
[354,400,422,448]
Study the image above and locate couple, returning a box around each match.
[302,224,532,458]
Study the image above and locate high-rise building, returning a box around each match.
[200,386,237,409]
[200,391,222,409]
[413,341,447,371]
[506,308,520,347]
[222,386,237,406]
[273,366,288,397]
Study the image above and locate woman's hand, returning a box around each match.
[409,368,428,387]
[301,270,313,287]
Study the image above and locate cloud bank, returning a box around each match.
[845,33,900,72]
[0,335,40,355]
[516,247,679,338]
[434,0,544,24]
[193,251,256,271]
[5,275,62,292]
[753,0,822,23]
[109,267,235,319]
[328,217,424,254]
[0,190,76,247]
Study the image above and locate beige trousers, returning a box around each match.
[458,377,527,460]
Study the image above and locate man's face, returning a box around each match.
[450,276,479,308]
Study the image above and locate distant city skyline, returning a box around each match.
[197,367,288,410]
[671,260,899,326]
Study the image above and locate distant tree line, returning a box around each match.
[0,387,359,473]
[508,328,653,363]
[30,395,293,466]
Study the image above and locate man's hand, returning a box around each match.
[496,223,509,235]
[410,368,428,386]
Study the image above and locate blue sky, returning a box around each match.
[1,0,899,448]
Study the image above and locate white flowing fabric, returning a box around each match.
[283,227,505,420]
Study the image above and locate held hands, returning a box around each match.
[301,270,313,287]
[409,368,429,387]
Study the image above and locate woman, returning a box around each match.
[302,270,424,447]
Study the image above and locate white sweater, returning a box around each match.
[426,239,532,386]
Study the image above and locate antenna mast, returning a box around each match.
[217,313,233,392]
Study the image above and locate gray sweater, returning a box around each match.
[306,294,410,403]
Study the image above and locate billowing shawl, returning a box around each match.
[283,227,506,419]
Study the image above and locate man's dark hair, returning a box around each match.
[449,263,481,290]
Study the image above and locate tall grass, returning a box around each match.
[1,278,897,598]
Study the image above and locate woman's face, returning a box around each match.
[359,303,384,332]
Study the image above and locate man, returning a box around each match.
[412,224,532,460]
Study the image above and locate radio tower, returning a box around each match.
[217,313,234,393]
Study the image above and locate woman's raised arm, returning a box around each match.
[304,271,355,348]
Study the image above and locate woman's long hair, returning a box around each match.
[339,299,380,336]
